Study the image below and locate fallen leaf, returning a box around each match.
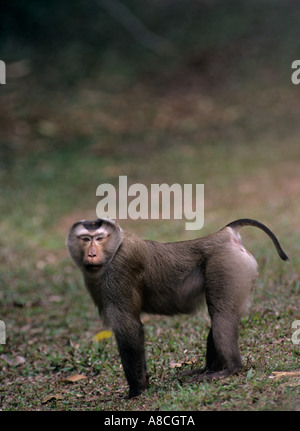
[170,361,183,369]
[0,354,25,366]
[93,330,112,342]
[59,374,87,384]
[42,393,64,404]
[185,357,197,365]
[269,370,300,380]
[170,357,197,369]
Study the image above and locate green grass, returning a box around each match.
[1,111,299,410]
[1,5,300,409]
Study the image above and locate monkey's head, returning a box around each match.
[66,218,123,274]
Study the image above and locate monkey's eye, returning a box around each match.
[95,236,104,242]
[80,236,91,242]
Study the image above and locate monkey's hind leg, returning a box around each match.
[182,313,242,383]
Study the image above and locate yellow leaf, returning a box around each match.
[59,374,87,383]
[93,330,113,342]
[269,371,300,380]
[42,393,64,404]
[185,357,198,365]
[170,361,183,369]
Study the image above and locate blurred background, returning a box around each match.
[1,0,300,239]
[0,0,299,410]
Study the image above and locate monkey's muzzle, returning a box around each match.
[84,264,102,272]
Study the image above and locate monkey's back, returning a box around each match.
[140,237,207,315]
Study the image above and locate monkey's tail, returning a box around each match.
[225,218,289,262]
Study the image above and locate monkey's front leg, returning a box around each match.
[114,320,148,398]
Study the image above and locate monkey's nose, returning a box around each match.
[88,248,97,257]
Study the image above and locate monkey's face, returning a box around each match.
[67,218,123,274]
[77,226,108,271]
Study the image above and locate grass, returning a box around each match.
[1,5,300,410]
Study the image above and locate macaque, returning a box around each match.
[66,218,288,398]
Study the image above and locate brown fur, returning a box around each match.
[66,218,288,398]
